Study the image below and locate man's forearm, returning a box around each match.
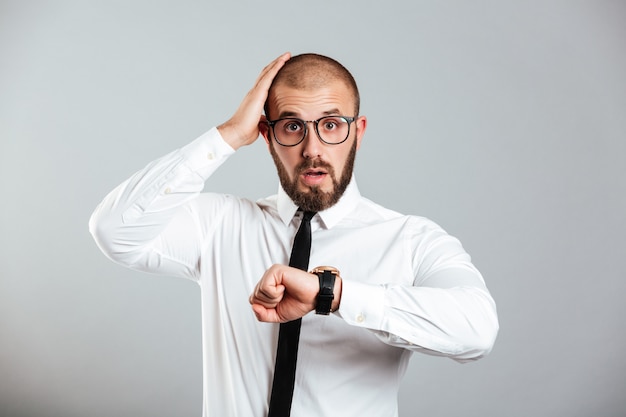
[338,278,499,362]
[89,128,234,271]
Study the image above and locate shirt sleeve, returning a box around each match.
[88,127,235,280]
[337,221,499,362]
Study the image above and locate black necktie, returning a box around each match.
[267,210,316,417]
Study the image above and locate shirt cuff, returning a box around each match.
[337,279,385,330]
[179,127,236,179]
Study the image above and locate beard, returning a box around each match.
[269,139,357,212]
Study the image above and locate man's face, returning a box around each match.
[261,80,367,212]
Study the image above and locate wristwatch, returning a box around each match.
[310,266,339,315]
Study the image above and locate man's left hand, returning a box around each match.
[249,264,319,323]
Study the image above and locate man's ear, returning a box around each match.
[259,116,270,145]
[355,115,367,151]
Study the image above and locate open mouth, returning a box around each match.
[305,170,326,177]
[301,168,328,185]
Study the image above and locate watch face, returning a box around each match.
[311,266,339,275]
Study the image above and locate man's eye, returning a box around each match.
[323,121,338,130]
[284,122,302,133]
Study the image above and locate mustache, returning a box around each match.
[295,159,333,174]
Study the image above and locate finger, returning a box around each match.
[253,52,291,90]
[251,303,282,323]
[236,53,290,123]
[256,52,290,81]
[250,284,284,307]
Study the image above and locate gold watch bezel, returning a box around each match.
[310,266,340,275]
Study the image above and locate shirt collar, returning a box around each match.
[277,176,361,229]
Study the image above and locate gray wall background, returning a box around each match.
[1,1,625,416]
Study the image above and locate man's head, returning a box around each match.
[260,53,367,212]
[263,54,360,117]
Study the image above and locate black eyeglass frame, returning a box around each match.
[266,115,357,147]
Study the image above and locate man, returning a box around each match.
[89,52,498,417]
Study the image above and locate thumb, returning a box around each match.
[251,303,281,323]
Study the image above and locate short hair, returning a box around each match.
[265,53,360,117]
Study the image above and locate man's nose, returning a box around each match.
[301,123,323,159]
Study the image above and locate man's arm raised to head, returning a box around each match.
[218,52,291,150]
[89,53,291,278]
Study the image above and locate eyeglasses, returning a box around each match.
[267,115,357,147]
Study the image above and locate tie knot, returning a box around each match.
[301,211,316,222]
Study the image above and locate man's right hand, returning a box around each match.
[217,52,291,150]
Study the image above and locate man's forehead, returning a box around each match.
[276,108,343,119]
[268,82,355,117]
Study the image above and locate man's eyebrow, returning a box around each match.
[277,110,299,118]
[277,108,342,119]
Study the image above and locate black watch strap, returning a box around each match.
[314,269,336,315]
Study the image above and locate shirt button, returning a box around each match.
[164,187,171,194]
[207,152,215,160]
[356,314,365,323]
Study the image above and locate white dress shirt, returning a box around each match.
[89,127,499,417]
